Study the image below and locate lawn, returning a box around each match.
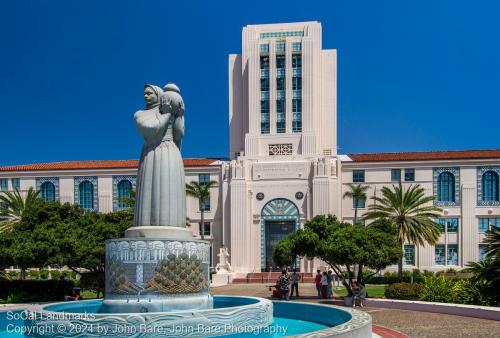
[81,290,98,299]
[334,285,385,298]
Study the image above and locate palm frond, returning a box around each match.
[0,187,40,232]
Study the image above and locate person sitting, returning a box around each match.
[277,269,290,300]
[64,287,82,301]
[352,282,366,307]
[270,281,281,298]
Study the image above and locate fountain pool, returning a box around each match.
[0,296,371,337]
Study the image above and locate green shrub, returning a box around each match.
[79,272,104,298]
[7,271,20,279]
[39,269,49,279]
[384,283,422,300]
[0,280,73,302]
[27,270,39,279]
[422,270,434,277]
[419,275,454,302]
[50,270,61,280]
[366,270,427,284]
[451,279,496,306]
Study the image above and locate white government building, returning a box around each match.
[1,22,499,278]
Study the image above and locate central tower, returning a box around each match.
[225,22,340,274]
[229,21,337,159]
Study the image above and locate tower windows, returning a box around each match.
[292,54,302,133]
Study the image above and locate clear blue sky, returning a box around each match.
[1,0,499,166]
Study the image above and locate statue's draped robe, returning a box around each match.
[133,106,186,227]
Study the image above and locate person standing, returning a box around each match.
[289,269,301,297]
[277,269,290,300]
[314,270,322,299]
[320,272,329,299]
[327,270,334,298]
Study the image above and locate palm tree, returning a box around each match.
[0,187,40,232]
[363,182,442,281]
[483,226,500,261]
[186,180,217,240]
[343,184,369,225]
[463,259,499,283]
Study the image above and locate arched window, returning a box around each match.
[117,180,133,209]
[438,172,455,202]
[482,171,499,202]
[40,182,55,202]
[79,181,94,210]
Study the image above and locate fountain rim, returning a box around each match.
[105,237,211,244]
[26,296,271,318]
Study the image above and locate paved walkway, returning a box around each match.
[212,283,500,338]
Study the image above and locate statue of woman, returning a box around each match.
[133,83,186,228]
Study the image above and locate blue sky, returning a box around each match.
[1,0,499,165]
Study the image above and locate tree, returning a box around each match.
[3,198,73,279]
[363,182,442,281]
[464,227,500,304]
[0,187,40,232]
[342,184,369,225]
[483,226,500,262]
[1,198,131,287]
[119,189,135,210]
[275,215,401,296]
[273,233,298,268]
[186,180,217,240]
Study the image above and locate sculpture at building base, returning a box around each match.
[215,247,232,274]
[212,247,234,286]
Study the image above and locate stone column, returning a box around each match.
[229,178,248,272]
[461,184,478,264]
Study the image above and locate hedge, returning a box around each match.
[0,280,73,303]
[384,282,422,300]
[384,276,496,306]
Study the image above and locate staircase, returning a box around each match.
[232,272,315,284]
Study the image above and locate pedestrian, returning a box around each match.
[277,269,290,300]
[314,269,322,299]
[320,272,329,299]
[289,269,301,297]
[327,270,334,298]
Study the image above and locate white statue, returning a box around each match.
[133,84,187,228]
[215,247,232,274]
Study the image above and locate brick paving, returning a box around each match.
[372,325,409,338]
[212,283,500,338]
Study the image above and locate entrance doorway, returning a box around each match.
[265,220,295,271]
[260,198,300,272]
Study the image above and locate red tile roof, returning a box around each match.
[0,158,223,172]
[346,149,500,162]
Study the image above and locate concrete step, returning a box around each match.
[231,271,315,284]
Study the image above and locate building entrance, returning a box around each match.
[264,220,295,271]
[260,198,300,272]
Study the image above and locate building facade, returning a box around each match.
[1,22,499,277]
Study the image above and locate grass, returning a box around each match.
[334,285,385,298]
[81,290,98,299]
